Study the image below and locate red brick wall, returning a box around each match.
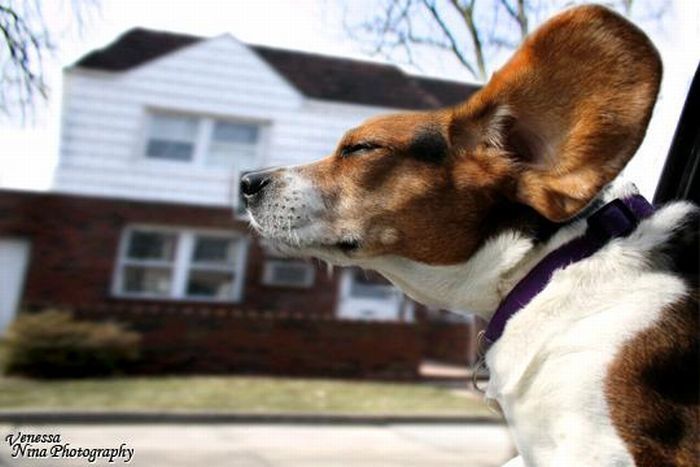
[0,190,337,315]
[420,322,470,365]
[0,189,470,378]
[419,318,486,366]
[75,305,421,379]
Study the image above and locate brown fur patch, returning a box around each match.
[605,294,700,466]
[298,112,508,264]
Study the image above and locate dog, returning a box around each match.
[242,5,698,466]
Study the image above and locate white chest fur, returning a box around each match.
[356,184,694,466]
[485,201,693,466]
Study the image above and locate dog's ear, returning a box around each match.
[449,5,662,222]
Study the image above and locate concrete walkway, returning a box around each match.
[0,423,516,466]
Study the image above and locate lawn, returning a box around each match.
[0,375,495,417]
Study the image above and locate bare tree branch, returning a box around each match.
[447,0,487,80]
[498,0,528,39]
[0,0,98,122]
[621,0,633,16]
[421,0,479,77]
[0,3,49,121]
[345,0,666,82]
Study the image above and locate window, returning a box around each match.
[186,235,240,299]
[143,112,263,171]
[114,227,248,302]
[348,269,396,299]
[336,268,407,322]
[207,121,259,170]
[120,230,177,296]
[143,112,265,212]
[145,114,198,162]
[262,260,315,288]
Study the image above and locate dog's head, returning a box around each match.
[244,5,661,285]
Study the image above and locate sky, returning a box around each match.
[0,0,698,198]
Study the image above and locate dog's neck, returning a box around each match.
[366,182,639,319]
[370,231,561,318]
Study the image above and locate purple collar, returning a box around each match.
[483,195,655,347]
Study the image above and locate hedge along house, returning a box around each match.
[0,28,481,377]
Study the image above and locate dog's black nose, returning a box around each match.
[240,170,272,197]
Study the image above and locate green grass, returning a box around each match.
[0,375,494,417]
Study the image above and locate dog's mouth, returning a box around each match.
[259,238,364,268]
[267,237,362,257]
[335,239,360,252]
[247,208,362,259]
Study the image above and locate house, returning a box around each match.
[0,28,482,377]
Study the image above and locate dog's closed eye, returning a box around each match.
[340,142,380,158]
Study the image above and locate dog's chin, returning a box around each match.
[247,209,364,265]
[260,237,362,266]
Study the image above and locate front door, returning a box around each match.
[0,238,30,333]
[337,268,409,321]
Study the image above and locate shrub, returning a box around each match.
[3,310,141,378]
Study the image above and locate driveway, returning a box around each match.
[0,423,516,466]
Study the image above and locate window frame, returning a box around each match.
[653,63,700,205]
[261,259,316,288]
[112,225,249,303]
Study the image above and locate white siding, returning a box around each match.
[53,35,394,206]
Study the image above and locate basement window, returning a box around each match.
[114,227,248,302]
[262,260,315,288]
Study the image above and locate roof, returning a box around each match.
[76,29,201,72]
[74,28,480,110]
